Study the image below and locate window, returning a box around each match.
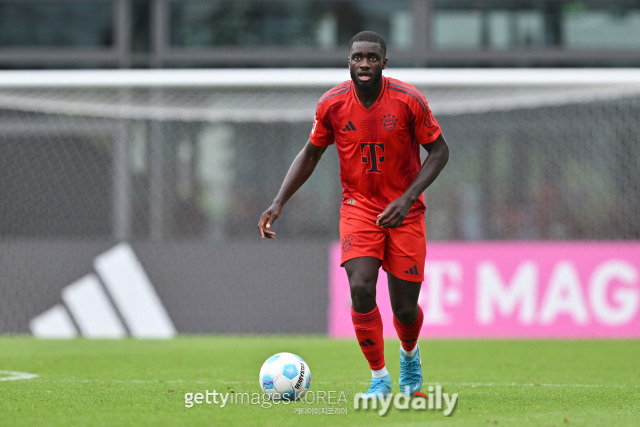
[169,0,412,50]
[563,2,640,49]
[432,0,640,51]
[0,1,113,48]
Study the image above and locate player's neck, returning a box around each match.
[354,80,383,109]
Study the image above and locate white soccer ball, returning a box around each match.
[259,352,311,400]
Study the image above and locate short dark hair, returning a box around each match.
[349,31,387,57]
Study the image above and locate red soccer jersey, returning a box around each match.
[309,76,442,223]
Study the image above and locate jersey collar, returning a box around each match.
[351,75,387,106]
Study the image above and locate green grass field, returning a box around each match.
[1,336,639,426]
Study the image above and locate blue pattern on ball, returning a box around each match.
[266,354,280,364]
[282,363,298,380]
[261,375,274,390]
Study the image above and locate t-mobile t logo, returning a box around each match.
[360,142,385,173]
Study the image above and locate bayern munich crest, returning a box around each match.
[381,114,398,131]
[342,235,354,253]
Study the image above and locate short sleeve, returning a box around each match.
[412,94,441,145]
[309,101,335,147]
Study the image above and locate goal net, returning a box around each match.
[1,69,639,242]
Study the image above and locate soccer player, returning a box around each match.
[258,31,449,398]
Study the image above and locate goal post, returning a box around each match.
[0,68,639,241]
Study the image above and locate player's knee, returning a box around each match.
[350,280,375,300]
[393,305,418,325]
[349,279,376,310]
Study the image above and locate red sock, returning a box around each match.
[393,305,424,351]
[351,306,385,370]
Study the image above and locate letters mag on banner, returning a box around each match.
[329,242,640,338]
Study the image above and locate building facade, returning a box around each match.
[1,0,639,69]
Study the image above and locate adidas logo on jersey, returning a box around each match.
[343,120,357,131]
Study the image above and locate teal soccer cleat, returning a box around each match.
[360,373,392,399]
[399,344,423,396]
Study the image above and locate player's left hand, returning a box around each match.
[376,197,411,228]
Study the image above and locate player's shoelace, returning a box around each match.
[364,376,391,396]
[399,357,421,386]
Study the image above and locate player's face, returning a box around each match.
[348,41,387,90]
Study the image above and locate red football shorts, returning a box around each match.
[339,212,426,282]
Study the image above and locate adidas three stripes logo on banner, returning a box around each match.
[29,243,176,339]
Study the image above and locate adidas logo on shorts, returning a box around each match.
[404,264,419,275]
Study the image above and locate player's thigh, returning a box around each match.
[381,219,426,282]
[387,273,421,317]
[339,213,386,267]
[343,256,382,293]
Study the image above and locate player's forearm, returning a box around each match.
[272,160,314,207]
[403,139,449,203]
[272,144,324,207]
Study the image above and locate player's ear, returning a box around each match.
[383,57,388,69]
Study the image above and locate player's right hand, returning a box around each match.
[258,204,282,239]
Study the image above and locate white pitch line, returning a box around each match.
[0,370,38,381]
